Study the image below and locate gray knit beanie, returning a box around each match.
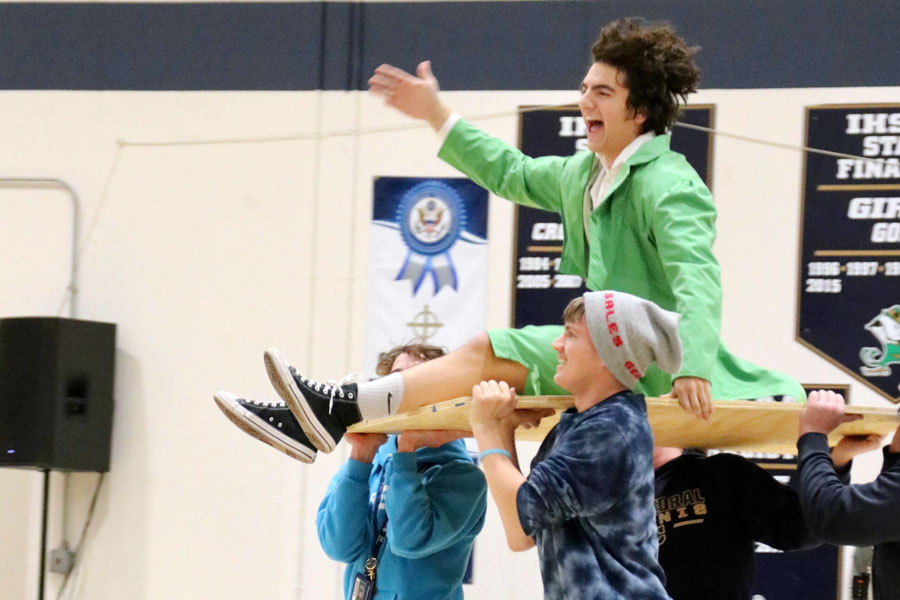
[583,290,683,390]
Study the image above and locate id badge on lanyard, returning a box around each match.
[351,573,375,600]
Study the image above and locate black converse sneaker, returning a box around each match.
[213,390,317,464]
[263,348,362,453]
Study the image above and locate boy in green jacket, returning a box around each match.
[260,18,804,454]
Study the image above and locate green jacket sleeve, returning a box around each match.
[438,117,595,276]
[437,118,569,213]
[650,177,721,381]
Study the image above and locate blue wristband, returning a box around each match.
[478,448,511,461]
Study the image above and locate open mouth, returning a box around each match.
[585,119,604,134]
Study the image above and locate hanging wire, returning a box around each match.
[113,102,888,165]
[671,121,883,162]
[61,102,888,314]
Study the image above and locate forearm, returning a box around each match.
[889,427,900,455]
[797,433,900,544]
[884,447,900,471]
[669,262,721,381]
[316,461,372,560]
[474,420,520,470]
[385,456,487,557]
[797,433,852,540]
[653,185,721,380]
[473,424,534,551]
[674,299,720,380]
[427,103,453,132]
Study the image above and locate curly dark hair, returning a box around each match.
[591,18,700,134]
[375,342,447,376]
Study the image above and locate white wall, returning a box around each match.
[1,84,898,600]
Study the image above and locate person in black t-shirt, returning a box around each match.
[653,437,879,600]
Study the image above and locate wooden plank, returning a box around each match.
[346,396,900,454]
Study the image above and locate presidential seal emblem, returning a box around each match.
[408,196,453,246]
[395,182,467,294]
[860,304,900,377]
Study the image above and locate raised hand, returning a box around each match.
[368,61,451,130]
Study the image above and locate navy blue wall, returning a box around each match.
[1,1,897,90]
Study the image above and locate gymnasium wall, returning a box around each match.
[0,2,897,599]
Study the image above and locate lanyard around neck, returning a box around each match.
[366,458,391,582]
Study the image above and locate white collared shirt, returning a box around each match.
[589,131,656,210]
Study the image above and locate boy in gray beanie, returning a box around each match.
[584,290,683,391]
[469,290,681,600]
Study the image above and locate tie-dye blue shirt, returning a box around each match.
[517,391,669,600]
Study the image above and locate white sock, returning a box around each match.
[357,373,404,420]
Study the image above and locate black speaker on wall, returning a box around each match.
[0,317,116,472]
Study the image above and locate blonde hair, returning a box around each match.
[562,296,586,324]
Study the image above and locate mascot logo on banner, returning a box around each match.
[860,305,900,377]
[396,181,466,295]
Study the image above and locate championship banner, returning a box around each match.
[513,105,715,327]
[797,104,900,403]
[365,177,488,373]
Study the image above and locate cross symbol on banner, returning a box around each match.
[407,304,444,342]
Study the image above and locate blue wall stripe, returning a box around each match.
[0,1,897,91]
[0,3,325,90]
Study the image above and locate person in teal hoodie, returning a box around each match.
[258,18,805,456]
[316,343,487,600]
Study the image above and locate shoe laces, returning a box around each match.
[298,372,360,414]
[246,398,286,409]
[325,373,360,414]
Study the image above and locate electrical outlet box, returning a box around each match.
[49,547,75,574]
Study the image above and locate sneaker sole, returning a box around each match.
[213,391,316,464]
[263,348,338,453]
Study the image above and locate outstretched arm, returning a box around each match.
[371,62,573,218]
[368,61,451,132]
[796,391,900,545]
[316,433,387,561]
[470,380,535,552]
[739,428,883,551]
[651,178,722,421]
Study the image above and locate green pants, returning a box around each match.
[487,325,805,400]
